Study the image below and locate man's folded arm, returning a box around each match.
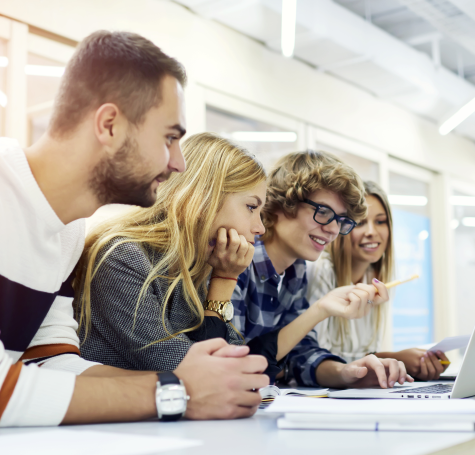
[0,352,76,427]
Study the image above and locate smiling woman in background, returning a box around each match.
[306,181,450,380]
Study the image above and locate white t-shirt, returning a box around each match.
[0,138,98,427]
[306,252,388,363]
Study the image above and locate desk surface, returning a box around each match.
[2,410,475,455]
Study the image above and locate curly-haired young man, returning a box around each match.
[232,150,413,389]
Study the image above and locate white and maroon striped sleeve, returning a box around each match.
[0,340,76,427]
[22,280,100,375]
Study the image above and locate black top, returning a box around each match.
[189,316,284,380]
[78,237,284,380]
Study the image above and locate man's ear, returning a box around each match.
[94,103,127,149]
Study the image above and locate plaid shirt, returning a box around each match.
[232,240,345,386]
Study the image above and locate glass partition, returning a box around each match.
[451,190,475,337]
[0,38,7,136]
[389,171,433,350]
[27,52,65,144]
[314,145,380,183]
[206,105,298,171]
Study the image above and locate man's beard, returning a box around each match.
[89,136,163,208]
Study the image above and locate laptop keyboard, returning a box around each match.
[389,384,453,394]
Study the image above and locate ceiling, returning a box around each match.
[172,0,475,142]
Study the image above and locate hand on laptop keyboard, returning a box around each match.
[338,354,414,389]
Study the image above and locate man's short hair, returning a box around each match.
[261,150,367,241]
[49,30,187,137]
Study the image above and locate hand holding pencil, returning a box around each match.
[384,348,450,380]
[314,274,417,324]
[314,279,389,321]
[369,273,419,303]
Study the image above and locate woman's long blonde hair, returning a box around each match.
[74,132,266,342]
[329,181,394,342]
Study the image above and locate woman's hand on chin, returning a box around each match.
[207,227,254,278]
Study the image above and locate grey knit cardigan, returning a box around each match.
[78,237,242,371]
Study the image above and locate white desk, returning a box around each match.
[1,410,474,455]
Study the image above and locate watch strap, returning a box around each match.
[156,372,185,422]
[161,412,180,422]
[158,371,179,385]
[205,300,228,311]
[204,300,234,322]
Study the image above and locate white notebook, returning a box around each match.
[266,396,475,415]
[278,415,475,432]
[268,396,475,432]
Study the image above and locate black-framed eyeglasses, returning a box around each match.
[303,199,357,235]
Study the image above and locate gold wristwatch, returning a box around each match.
[204,300,234,322]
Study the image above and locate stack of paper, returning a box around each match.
[266,396,475,432]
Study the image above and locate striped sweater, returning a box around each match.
[0,138,98,427]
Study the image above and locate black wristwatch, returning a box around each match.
[155,372,189,421]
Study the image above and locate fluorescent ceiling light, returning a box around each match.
[281,0,297,58]
[451,219,460,230]
[0,56,7,67]
[25,65,65,77]
[388,195,428,206]
[462,217,475,227]
[439,96,475,135]
[0,90,6,108]
[231,131,297,142]
[451,195,475,206]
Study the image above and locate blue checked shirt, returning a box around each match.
[232,240,345,386]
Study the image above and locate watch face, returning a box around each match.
[224,302,234,322]
[157,384,187,415]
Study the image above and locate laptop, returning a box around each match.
[328,326,475,400]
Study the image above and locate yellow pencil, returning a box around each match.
[384,274,420,289]
[439,360,451,365]
[371,274,419,300]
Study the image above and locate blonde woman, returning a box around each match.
[306,181,449,380]
[74,133,278,372]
